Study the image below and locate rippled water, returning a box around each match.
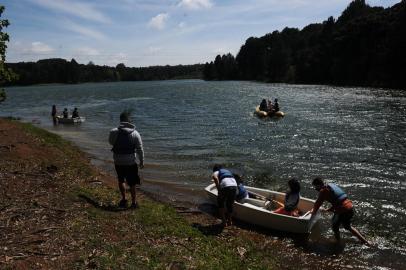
[2,80,406,269]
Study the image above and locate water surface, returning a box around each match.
[2,80,405,269]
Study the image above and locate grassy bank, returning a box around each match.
[0,119,277,269]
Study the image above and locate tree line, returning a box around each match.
[3,59,204,86]
[203,0,406,89]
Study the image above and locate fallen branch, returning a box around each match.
[176,210,202,214]
[24,250,56,256]
[37,204,66,213]
[0,204,11,212]
[31,226,61,234]
[3,254,29,262]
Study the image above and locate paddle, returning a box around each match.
[247,191,284,208]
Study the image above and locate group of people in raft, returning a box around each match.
[212,164,371,246]
[259,98,280,114]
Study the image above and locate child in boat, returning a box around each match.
[273,178,301,217]
[233,173,249,202]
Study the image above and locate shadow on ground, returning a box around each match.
[78,194,129,212]
[192,223,224,236]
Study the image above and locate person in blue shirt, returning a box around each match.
[212,164,237,226]
[233,173,249,202]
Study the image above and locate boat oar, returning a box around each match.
[248,191,284,208]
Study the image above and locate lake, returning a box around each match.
[2,80,406,269]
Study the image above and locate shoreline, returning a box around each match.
[0,117,278,269]
[0,118,399,269]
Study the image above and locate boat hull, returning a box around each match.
[254,106,268,117]
[254,106,284,118]
[57,116,86,124]
[205,183,320,233]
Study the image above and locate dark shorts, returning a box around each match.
[332,208,354,231]
[217,186,237,214]
[115,164,140,187]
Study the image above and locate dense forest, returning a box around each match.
[4,59,204,86]
[3,0,405,89]
[203,0,406,89]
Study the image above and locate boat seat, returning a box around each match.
[242,198,266,207]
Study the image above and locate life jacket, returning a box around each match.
[112,128,135,155]
[236,183,248,201]
[217,169,234,182]
[327,183,347,205]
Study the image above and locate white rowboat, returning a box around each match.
[205,183,320,233]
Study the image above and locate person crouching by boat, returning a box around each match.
[212,164,237,226]
[51,105,58,125]
[273,178,300,217]
[259,99,268,112]
[62,108,69,118]
[72,107,79,118]
[310,177,371,246]
[233,173,249,203]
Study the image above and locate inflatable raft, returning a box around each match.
[254,106,285,118]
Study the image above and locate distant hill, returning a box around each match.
[203,0,406,89]
[4,58,204,86]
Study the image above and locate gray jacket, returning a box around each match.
[109,122,144,166]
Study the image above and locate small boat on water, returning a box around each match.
[57,116,86,124]
[254,106,285,118]
[205,183,320,233]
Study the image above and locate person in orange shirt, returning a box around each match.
[310,177,371,246]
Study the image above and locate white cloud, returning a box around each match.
[148,13,169,30]
[106,53,128,66]
[148,46,162,54]
[29,41,54,54]
[30,0,110,23]
[64,21,106,40]
[178,0,213,10]
[7,41,54,62]
[178,22,186,28]
[74,47,100,56]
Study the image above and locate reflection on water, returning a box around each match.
[2,80,406,269]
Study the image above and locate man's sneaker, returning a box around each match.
[130,202,138,209]
[118,199,128,208]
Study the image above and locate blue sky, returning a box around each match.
[1,0,400,67]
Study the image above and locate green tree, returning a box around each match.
[1,5,16,102]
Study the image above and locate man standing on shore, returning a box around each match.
[109,111,144,208]
[310,177,371,246]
